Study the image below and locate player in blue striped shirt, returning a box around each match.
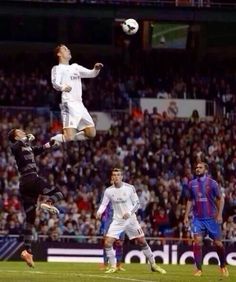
[184,162,229,277]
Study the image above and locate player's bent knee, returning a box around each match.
[87,132,96,139]
[104,238,114,248]
[104,242,113,248]
[115,240,123,247]
[214,240,223,247]
[84,127,96,139]
[63,128,76,141]
[136,237,147,247]
[63,134,75,142]
[193,236,202,245]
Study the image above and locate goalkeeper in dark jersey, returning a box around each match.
[8,129,64,268]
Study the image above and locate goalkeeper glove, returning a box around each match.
[44,139,60,149]
[22,134,35,142]
[27,134,35,141]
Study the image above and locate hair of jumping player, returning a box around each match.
[8,129,17,143]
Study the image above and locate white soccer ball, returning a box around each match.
[121,18,139,35]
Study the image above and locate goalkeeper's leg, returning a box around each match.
[21,201,36,268]
[40,179,64,214]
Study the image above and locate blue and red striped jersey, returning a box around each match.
[187,176,221,219]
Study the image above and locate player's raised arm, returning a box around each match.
[33,139,59,156]
[77,63,103,78]
[97,190,110,219]
[10,131,35,152]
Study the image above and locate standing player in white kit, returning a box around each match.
[97,168,167,274]
[50,44,103,143]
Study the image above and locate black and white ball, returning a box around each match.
[121,18,139,35]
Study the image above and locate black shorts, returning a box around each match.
[20,174,54,198]
[19,174,56,224]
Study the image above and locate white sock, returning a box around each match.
[52,132,88,143]
[74,131,88,141]
[105,247,117,268]
[51,134,65,143]
[142,244,155,265]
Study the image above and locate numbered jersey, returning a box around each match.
[97,182,140,220]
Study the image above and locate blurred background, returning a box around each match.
[0,0,235,264]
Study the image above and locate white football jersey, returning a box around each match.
[97,182,140,220]
[51,63,100,103]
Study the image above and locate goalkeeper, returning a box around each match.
[8,129,64,268]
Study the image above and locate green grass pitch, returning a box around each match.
[0,262,234,282]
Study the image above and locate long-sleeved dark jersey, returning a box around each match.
[11,140,45,176]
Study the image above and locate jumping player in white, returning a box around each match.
[96,168,167,274]
[50,44,103,143]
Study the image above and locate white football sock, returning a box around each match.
[142,244,155,264]
[51,131,88,143]
[105,247,117,268]
[74,131,88,141]
[51,134,65,143]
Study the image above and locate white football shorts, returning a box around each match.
[106,216,144,240]
[60,101,94,130]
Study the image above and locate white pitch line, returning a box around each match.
[0,270,158,282]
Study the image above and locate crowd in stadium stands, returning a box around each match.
[0,106,235,244]
[0,54,235,243]
[0,65,235,114]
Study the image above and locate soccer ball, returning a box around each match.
[121,18,139,35]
